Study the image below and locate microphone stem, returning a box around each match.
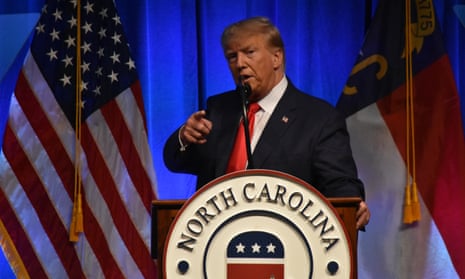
[240,86,254,169]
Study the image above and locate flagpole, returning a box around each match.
[70,0,84,242]
[403,0,421,225]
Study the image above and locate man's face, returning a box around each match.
[224,33,283,102]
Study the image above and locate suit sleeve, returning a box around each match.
[163,126,201,175]
[312,110,365,199]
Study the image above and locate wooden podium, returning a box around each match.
[152,197,361,279]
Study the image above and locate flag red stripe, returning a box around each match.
[81,124,157,278]
[227,264,284,279]
[14,72,74,197]
[79,198,126,279]
[0,179,48,278]
[1,1,157,277]
[2,125,85,278]
[15,69,127,278]
[100,98,153,212]
[131,81,148,132]
[411,57,465,278]
[377,55,465,277]
[22,57,154,277]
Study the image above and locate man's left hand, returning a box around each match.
[356,201,370,230]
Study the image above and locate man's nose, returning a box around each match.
[235,53,247,69]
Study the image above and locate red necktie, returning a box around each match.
[226,102,261,173]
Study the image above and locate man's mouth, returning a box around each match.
[239,75,252,84]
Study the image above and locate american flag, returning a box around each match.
[0,0,158,278]
[227,231,285,279]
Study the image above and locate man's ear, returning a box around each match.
[272,48,284,69]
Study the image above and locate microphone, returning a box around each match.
[236,80,254,169]
[237,82,251,104]
[237,75,251,101]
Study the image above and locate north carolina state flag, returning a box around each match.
[337,0,465,278]
[226,231,284,279]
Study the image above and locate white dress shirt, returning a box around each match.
[251,76,288,151]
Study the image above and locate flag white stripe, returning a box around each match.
[23,50,143,278]
[75,236,105,278]
[0,146,68,279]
[348,104,459,278]
[116,89,157,194]
[2,1,157,277]
[7,96,72,226]
[79,157,144,279]
[3,93,107,278]
[227,258,284,264]
[23,53,75,160]
[86,108,152,249]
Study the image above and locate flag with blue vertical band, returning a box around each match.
[337,0,465,278]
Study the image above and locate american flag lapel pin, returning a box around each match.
[281,116,289,124]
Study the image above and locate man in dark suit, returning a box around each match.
[163,16,370,229]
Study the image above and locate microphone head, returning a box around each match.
[236,80,251,100]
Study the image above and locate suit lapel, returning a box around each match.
[215,106,242,177]
[252,85,298,168]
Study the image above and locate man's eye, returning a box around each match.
[246,50,255,56]
[227,54,237,62]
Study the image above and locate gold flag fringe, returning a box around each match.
[70,0,84,242]
[403,0,421,224]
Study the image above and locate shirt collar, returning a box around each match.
[257,76,288,114]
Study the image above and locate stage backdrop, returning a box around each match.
[1,0,464,278]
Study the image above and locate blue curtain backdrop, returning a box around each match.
[1,0,464,277]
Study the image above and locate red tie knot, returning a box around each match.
[248,102,260,114]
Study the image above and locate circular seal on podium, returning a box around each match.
[163,169,354,278]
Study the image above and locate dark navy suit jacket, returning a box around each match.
[163,81,365,199]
